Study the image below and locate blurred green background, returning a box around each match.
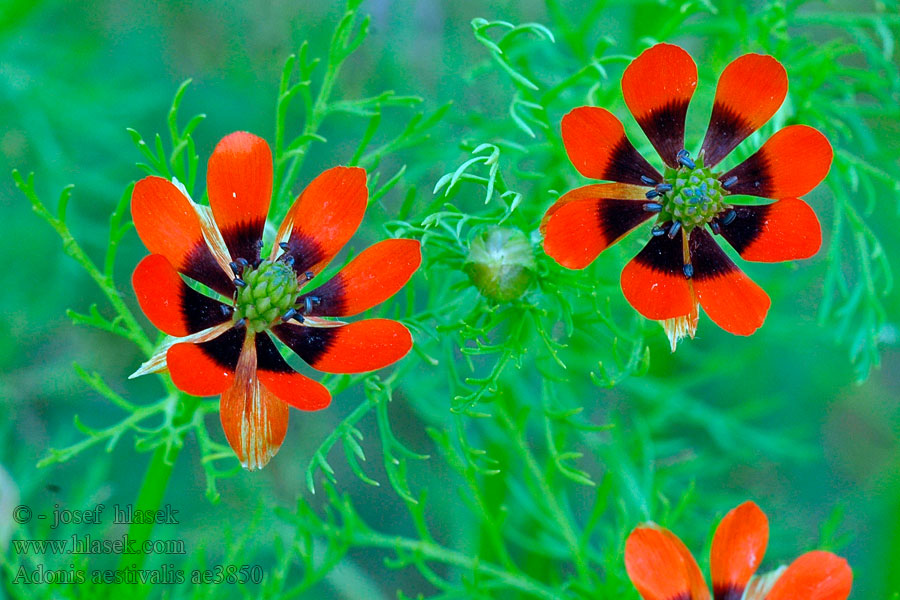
[1,0,899,598]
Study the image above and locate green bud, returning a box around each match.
[464,227,536,302]
[235,260,300,332]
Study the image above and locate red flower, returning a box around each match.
[542,44,832,349]
[625,501,852,600]
[130,132,421,470]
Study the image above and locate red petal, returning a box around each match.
[207,131,273,262]
[625,524,711,600]
[765,551,852,600]
[719,198,821,262]
[254,332,331,411]
[620,229,694,320]
[701,54,788,167]
[622,43,698,167]
[541,184,650,269]
[276,166,368,277]
[710,501,768,600]
[298,239,421,317]
[561,107,662,185]
[690,228,770,336]
[720,125,833,198]
[131,176,233,295]
[166,327,245,396]
[273,319,412,374]
[132,254,230,337]
[220,336,289,471]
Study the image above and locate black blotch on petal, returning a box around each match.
[719,204,770,254]
[719,151,773,198]
[597,199,654,245]
[701,102,755,167]
[180,285,230,334]
[221,219,265,265]
[637,99,689,168]
[197,327,246,370]
[689,227,738,281]
[281,231,326,276]
[633,226,684,275]
[271,323,338,368]
[183,241,235,296]
[606,136,662,186]
[255,332,295,374]
[714,584,746,600]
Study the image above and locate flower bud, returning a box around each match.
[464,227,536,301]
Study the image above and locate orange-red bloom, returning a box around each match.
[625,501,852,600]
[542,44,832,349]
[130,131,420,470]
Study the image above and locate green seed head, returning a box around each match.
[464,227,536,302]
[661,162,727,230]
[234,260,300,332]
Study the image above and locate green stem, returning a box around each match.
[351,531,563,600]
[495,403,591,583]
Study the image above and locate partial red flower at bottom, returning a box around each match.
[542,43,832,350]
[625,501,852,600]
[130,131,421,470]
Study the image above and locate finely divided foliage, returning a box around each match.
[12,0,899,598]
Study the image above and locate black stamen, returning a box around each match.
[220,305,233,317]
[279,241,290,251]
[651,225,667,237]
[282,255,295,267]
[305,271,314,281]
[722,210,737,225]
[640,175,657,185]
[722,175,738,189]
[229,261,240,275]
[643,202,662,213]
[233,278,246,287]
[655,183,673,193]
[645,189,660,199]
[676,149,695,169]
[683,263,694,279]
[281,308,299,322]
[667,221,682,239]
[711,221,721,234]
[257,240,264,248]
[237,258,249,268]
[234,317,247,329]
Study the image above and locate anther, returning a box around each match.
[651,225,667,237]
[279,242,290,251]
[722,176,738,189]
[234,317,247,329]
[233,277,246,287]
[711,221,721,234]
[667,221,682,239]
[643,202,662,213]
[676,149,695,169]
[305,271,314,281]
[655,183,673,193]
[645,189,660,199]
[229,261,240,275]
[220,305,233,317]
[281,308,299,322]
[722,210,737,225]
[282,255,295,267]
[302,295,320,314]
[640,175,657,185]
[683,263,694,279]
[237,258,249,268]
[257,240,264,248]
